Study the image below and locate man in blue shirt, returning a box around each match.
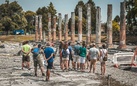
[44,42,54,81]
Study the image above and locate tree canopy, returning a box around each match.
[73,0,96,34]
[126,0,137,31]
[36,2,57,31]
[0,1,27,35]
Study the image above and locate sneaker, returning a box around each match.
[46,78,49,81]
[35,73,37,76]
[28,68,31,70]
[42,73,45,76]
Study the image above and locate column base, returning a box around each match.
[118,44,127,49]
[96,43,102,48]
[107,44,113,48]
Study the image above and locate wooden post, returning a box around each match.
[107,4,113,48]
[35,15,38,42]
[58,13,62,41]
[38,15,42,41]
[64,14,68,41]
[96,6,101,46]
[71,12,75,42]
[53,16,56,42]
[119,1,126,49]
[78,6,82,42]
[86,4,91,44]
[48,13,51,42]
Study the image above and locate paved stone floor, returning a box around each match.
[0,55,101,86]
[0,43,136,86]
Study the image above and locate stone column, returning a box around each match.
[58,13,62,41]
[53,16,56,42]
[38,15,42,41]
[96,6,101,46]
[64,14,68,41]
[86,4,91,44]
[48,13,51,42]
[107,4,113,48]
[35,15,38,42]
[78,6,82,42]
[43,30,46,42]
[71,12,75,42]
[119,1,126,49]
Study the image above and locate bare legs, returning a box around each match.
[62,60,68,71]
[101,62,106,75]
[46,69,50,81]
[74,62,80,70]
[89,59,97,73]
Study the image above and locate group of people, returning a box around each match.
[21,41,55,81]
[20,40,137,81]
[59,41,108,75]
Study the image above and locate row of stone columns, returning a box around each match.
[35,15,43,42]
[35,1,126,49]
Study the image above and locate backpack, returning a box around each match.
[62,49,68,58]
[74,46,80,55]
[32,48,40,56]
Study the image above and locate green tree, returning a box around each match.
[36,2,57,32]
[36,7,48,31]
[75,1,86,18]
[112,20,120,35]
[0,0,27,35]
[74,0,96,33]
[113,15,120,23]
[47,2,57,17]
[86,0,96,31]
[25,11,36,34]
[73,16,86,34]
[126,0,137,31]
[0,16,17,35]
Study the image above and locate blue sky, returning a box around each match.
[0,0,124,23]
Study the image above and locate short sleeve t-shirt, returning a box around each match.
[44,47,54,63]
[79,47,86,57]
[89,47,99,60]
[74,44,81,55]
[22,44,31,56]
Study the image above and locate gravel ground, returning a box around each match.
[0,42,137,86]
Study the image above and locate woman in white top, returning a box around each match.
[100,44,107,75]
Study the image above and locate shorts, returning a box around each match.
[73,55,80,63]
[22,55,30,62]
[80,56,86,63]
[90,59,97,65]
[33,55,43,67]
[47,62,53,69]
[62,57,69,61]
[101,61,106,65]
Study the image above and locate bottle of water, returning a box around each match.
[44,60,48,67]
